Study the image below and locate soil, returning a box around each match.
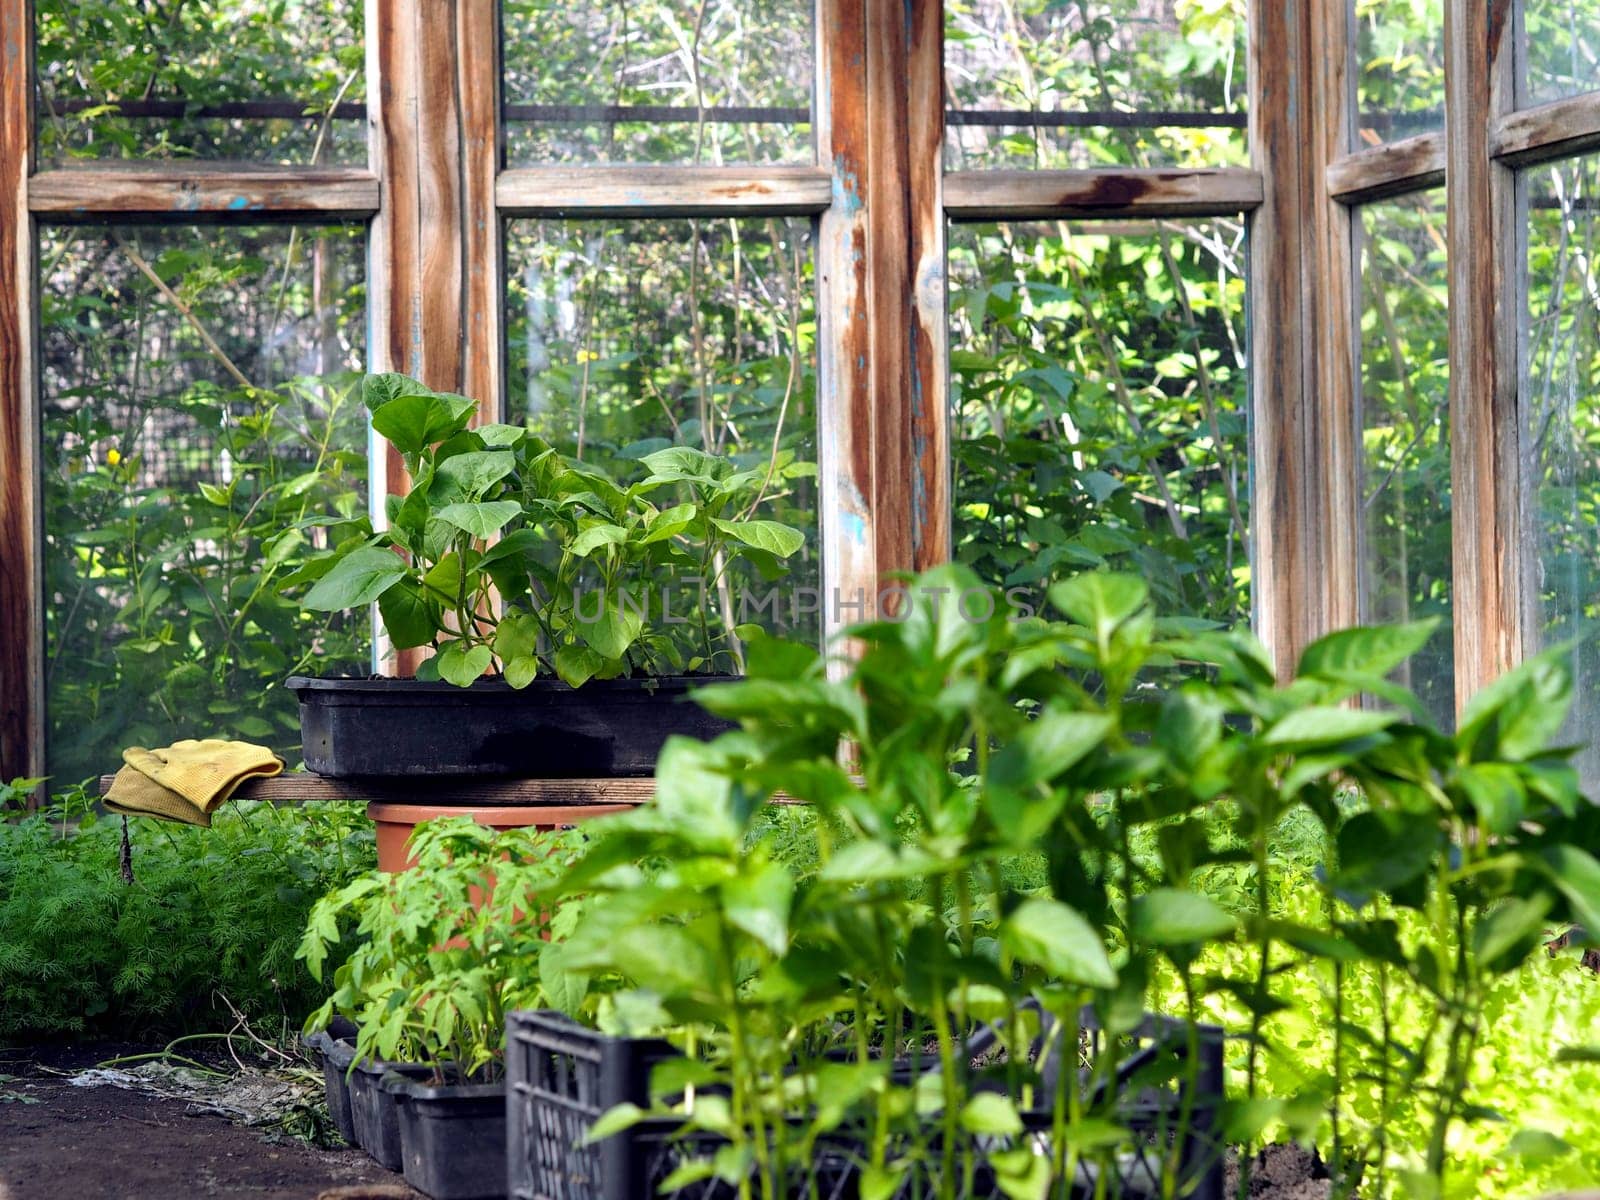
[1224,1144,1334,1200]
[0,1041,420,1200]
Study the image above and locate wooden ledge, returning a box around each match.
[96,772,814,806]
[98,772,658,806]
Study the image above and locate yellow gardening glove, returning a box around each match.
[103,765,212,827]
[121,739,284,816]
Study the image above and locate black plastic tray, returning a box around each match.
[286,675,736,778]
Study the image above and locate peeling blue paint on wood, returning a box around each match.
[831,157,863,216]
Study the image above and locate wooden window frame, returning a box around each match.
[0,0,1269,780]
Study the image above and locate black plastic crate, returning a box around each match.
[506,1011,679,1200]
[506,1010,1225,1200]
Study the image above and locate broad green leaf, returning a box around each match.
[988,710,1112,790]
[582,1103,645,1143]
[1048,573,1149,642]
[377,579,439,649]
[475,529,544,569]
[1001,897,1116,987]
[553,645,607,688]
[1297,620,1440,681]
[301,546,408,611]
[1538,844,1600,933]
[639,502,697,545]
[369,390,476,455]
[198,480,232,507]
[961,1093,1024,1136]
[570,523,628,557]
[1129,889,1236,945]
[1473,893,1553,973]
[656,1161,718,1192]
[1263,706,1398,747]
[1456,762,1527,835]
[1458,645,1575,762]
[436,642,492,687]
[494,611,541,663]
[720,860,794,955]
[432,450,515,501]
[1501,1129,1574,1164]
[436,501,521,539]
[1333,809,1442,903]
[640,445,722,482]
[423,551,464,602]
[262,528,306,571]
[581,603,644,661]
[475,422,527,447]
[710,517,805,557]
[504,655,539,689]
[361,371,430,413]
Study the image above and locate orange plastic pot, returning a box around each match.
[366,801,637,873]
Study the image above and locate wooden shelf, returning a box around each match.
[98,772,658,806]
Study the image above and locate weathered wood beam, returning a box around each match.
[906,0,949,572]
[1247,0,1360,676]
[98,773,661,805]
[1325,132,1446,203]
[1446,0,1527,706]
[0,0,42,785]
[458,0,502,413]
[96,772,816,805]
[815,0,874,654]
[944,168,1264,219]
[28,166,380,221]
[495,166,833,216]
[1490,91,1600,168]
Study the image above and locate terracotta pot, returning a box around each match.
[366,801,637,873]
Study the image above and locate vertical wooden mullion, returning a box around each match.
[1311,0,1361,642]
[1248,0,1359,677]
[459,0,502,414]
[370,0,494,675]
[1445,0,1524,705]
[907,0,949,573]
[864,0,912,591]
[0,0,41,782]
[816,0,947,656]
[815,0,875,647]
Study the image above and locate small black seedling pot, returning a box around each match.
[304,1025,358,1145]
[382,1071,507,1200]
[286,675,736,778]
[350,1058,434,1170]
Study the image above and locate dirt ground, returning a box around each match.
[0,1042,419,1200]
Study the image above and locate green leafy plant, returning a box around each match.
[0,787,374,1040]
[286,373,806,687]
[530,564,1599,1200]
[298,817,584,1081]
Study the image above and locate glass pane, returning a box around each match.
[1523,0,1600,104]
[502,0,813,165]
[40,224,369,785]
[1356,0,1445,144]
[1527,156,1600,782]
[1359,192,1453,728]
[35,1,364,165]
[504,218,819,649]
[944,0,1247,169]
[947,221,1249,627]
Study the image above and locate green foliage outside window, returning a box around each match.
[35,0,364,164]
[950,221,1249,627]
[40,224,370,785]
